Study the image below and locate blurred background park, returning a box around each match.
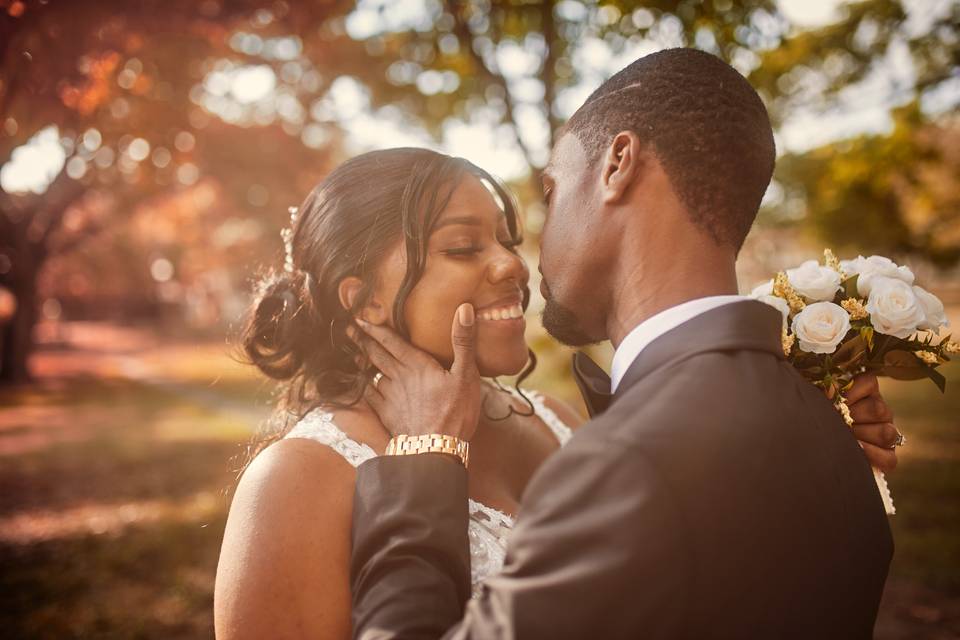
[0,0,957,637]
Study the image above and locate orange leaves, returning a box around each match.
[59,51,121,116]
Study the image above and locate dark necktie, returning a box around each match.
[572,351,612,418]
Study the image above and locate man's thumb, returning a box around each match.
[451,303,477,375]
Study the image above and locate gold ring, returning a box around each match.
[892,431,906,448]
[372,372,384,389]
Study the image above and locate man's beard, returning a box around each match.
[541,281,598,347]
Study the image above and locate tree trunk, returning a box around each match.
[0,275,36,385]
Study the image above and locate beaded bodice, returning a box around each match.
[284,389,573,597]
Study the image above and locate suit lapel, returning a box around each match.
[613,300,786,403]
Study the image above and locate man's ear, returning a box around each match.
[601,131,643,205]
[338,276,389,325]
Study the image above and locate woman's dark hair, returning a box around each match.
[239,147,535,459]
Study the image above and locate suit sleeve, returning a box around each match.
[350,436,690,640]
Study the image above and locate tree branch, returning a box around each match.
[50,222,105,258]
[540,0,558,150]
[33,167,88,249]
[446,0,540,171]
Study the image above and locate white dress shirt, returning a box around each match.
[609,295,748,393]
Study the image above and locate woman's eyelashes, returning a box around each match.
[440,236,522,258]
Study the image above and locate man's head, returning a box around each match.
[538,48,776,346]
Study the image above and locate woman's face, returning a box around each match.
[371,174,531,377]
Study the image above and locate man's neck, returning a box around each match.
[606,254,739,349]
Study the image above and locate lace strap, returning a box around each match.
[285,410,378,468]
[469,498,515,529]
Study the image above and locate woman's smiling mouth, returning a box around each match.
[478,303,524,322]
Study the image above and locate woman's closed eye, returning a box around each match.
[442,244,482,257]
[441,237,522,258]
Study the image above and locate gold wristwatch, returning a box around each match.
[385,433,470,468]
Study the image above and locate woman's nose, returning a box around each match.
[489,246,529,285]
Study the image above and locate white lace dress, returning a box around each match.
[284,389,574,598]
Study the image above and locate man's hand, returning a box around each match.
[844,374,900,474]
[356,303,483,441]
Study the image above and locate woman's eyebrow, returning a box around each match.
[433,215,485,230]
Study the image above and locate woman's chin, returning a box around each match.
[476,349,530,378]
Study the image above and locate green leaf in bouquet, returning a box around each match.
[842,274,860,299]
[832,335,869,370]
[880,350,947,393]
[859,326,875,351]
[869,332,902,360]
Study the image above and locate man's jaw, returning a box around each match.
[540,289,601,347]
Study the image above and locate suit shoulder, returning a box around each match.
[588,348,820,447]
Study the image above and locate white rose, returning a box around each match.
[866,277,925,339]
[843,255,915,297]
[913,286,950,332]
[786,260,842,301]
[791,302,851,354]
[750,279,774,297]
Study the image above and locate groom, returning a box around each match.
[350,49,893,638]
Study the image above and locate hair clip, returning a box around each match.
[281,206,298,273]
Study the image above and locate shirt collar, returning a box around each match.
[609,295,748,393]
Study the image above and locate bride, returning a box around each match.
[214,147,897,639]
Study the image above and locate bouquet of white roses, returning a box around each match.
[751,250,956,515]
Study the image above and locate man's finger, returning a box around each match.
[851,422,899,449]
[861,442,898,474]
[357,319,431,366]
[357,335,401,380]
[844,374,880,405]
[849,393,894,424]
[450,303,478,379]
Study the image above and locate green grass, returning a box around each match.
[881,359,960,593]
[0,375,247,639]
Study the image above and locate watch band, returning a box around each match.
[385,433,470,468]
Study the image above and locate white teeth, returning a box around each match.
[480,304,523,321]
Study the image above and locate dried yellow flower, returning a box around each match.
[914,350,939,365]
[823,248,845,277]
[782,326,795,357]
[841,298,868,321]
[773,271,805,313]
[945,341,960,355]
[834,396,854,427]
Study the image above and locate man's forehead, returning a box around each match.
[544,132,580,178]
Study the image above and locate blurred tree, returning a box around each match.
[773,104,960,266]
[752,0,959,266]
[342,0,957,164]
[1,0,957,383]
[342,0,958,267]
[0,0,364,383]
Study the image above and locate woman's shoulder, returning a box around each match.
[217,433,356,638]
[513,387,587,433]
[233,436,357,524]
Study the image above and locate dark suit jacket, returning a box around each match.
[349,301,893,639]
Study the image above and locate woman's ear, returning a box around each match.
[601,130,643,205]
[338,276,389,325]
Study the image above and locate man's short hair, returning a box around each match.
[564,48,776,251]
